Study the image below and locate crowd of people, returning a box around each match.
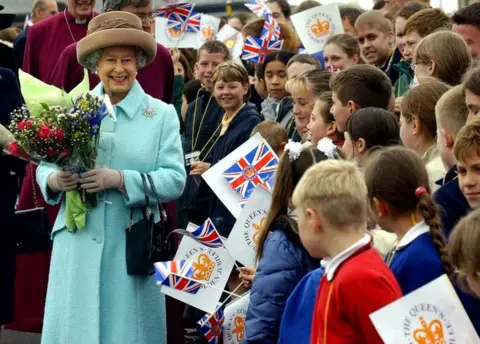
[2,0,480,343]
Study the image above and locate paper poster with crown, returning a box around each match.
[197,14,221,46]
[203,133,278,219]
[216,24,244,58]
[370,275,480,344]
[226,185,272,267]
[161,223,235,313]
[223,292,250,344]
[155,16,198,48]
[290,4,343,54]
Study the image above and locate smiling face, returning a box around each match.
[356,25,393,66]
[67,0,95,19]
[97,46,137,104]
[453,24,480,60]
[214,80,248,114]
[264,60,289,100]
[458,152,480,209]
[324,43,358,72]
[195,50,226,90]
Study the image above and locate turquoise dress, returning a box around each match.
[37,81,186,344]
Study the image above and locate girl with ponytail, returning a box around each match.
[364,146,454,294]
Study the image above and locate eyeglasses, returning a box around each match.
[136,12,156,22]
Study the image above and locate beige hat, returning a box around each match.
[77,11,157,69]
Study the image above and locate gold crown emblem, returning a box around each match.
[413,316,445,344]
[251,217,266,244]
[168,28,182,38]
[243,165,257,180]
[310,18,330,37]
[192,253,216,281]
[226,39,235,49]
[202,26,215,40]
[232,316,245,342]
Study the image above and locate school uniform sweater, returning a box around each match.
[311,235,402,344]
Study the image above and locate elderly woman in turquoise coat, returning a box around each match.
[36,12,186,344]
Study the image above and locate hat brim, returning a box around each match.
[77,28,157,69]
[0,13,16,30]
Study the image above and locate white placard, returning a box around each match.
[198,14,221,46]
[223,292,250,344]
[370,275,480,344]
[216,24,244,58]
[290,4,344,54]
[226,185,272,267]
[155,16,198,48]
[202,133,268,219]
[161,224,235,313]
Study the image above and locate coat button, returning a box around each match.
[96,237,103,244]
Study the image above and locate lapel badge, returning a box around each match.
[143,105,157,118]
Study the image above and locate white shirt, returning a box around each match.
[325,234,371,281]
[397,221,430,249]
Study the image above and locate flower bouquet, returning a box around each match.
[5,70,114,232]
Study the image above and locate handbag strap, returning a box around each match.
[146,174,167,222]
[128,173,151,230]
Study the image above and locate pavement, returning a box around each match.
[0,329,41,344]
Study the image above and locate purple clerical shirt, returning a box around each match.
[49,42,174,104]
[22,10,96,82]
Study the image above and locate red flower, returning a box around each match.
[60,148,71,158]
[8,142,30,160]
[38,125,50,139]
[17,121,26,130]
[54,128,65,141]
[25,120,33,128]
[46,147,54,156]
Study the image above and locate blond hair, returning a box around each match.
[449,208,480,276]
[414,31,472,86]
[435,85,468,137]
[453,118,480,163]
[292,160,368,228]
[285,69,331,98]
[213,62,249,85]
[354,10,392,33]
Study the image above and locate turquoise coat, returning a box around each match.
[37,81,186,344]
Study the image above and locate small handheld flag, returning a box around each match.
[260,14,280,42]
[157,2,194,27]
[198,306,225,344]
[154,259,202,294]
[245,0,271,17]
[172,218,224,248]
[241,36,284,64]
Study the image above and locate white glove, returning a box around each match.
[79,168,123,193]
[48,171,79,192]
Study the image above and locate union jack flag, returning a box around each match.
[260,14,280,42]
[188,218,223,248]
[245,0,271,17]
[154,259,202,294]
[172,11,201,32]
[157,2,194,27]
[198,306,225,344]
[224,142,278,199]
[241,36,284,64]
[240,178,273,207]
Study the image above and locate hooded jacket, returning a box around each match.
[261,97,299,140]
[208,103,263,236]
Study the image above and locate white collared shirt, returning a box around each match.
[325,234,371,281]
[397,221,430,249]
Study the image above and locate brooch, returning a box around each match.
[143,106,157,118]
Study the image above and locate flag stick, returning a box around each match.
[201,281,246,325]
[168,272,243,298]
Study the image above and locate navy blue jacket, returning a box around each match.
[12,26,29,74]
[208,103,262,236]
[242,218,318,344]
[433,165,470,236]
[180,88,224,222]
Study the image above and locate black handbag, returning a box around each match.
[13,164,52,253]
[125,173,174,276]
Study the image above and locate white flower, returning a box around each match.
[285,139,302,162]
[317,138,336,159]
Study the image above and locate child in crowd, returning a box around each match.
[364,146,455,294]
[242,18,300,53]
[413,31,472,87]
[355,10,402,85]
[400,81,450,190]
[260,51,295,124]
[392,3,426,99]
[329,64,392,132]
[323,34,364,73]
[286,54,321,80]
[227,12,251,31]
[340,7,363,36]
[253,63,268,100]
[308,91,343,147]
[342,107,400,166]
[433,86,470,235]
[243,145,327,344]
[449,209,480,297]
[292,159,402,343]
[285,69,331,141]
[250,120,288,157]
[207,62,263,236]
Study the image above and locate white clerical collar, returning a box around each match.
[75,18,87,24]
[397,221,429,249]
[325,234,371,281]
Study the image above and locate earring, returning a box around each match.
[94,70,98,75]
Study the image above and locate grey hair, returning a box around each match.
[83,47,148,71]
[103,0,151,11]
